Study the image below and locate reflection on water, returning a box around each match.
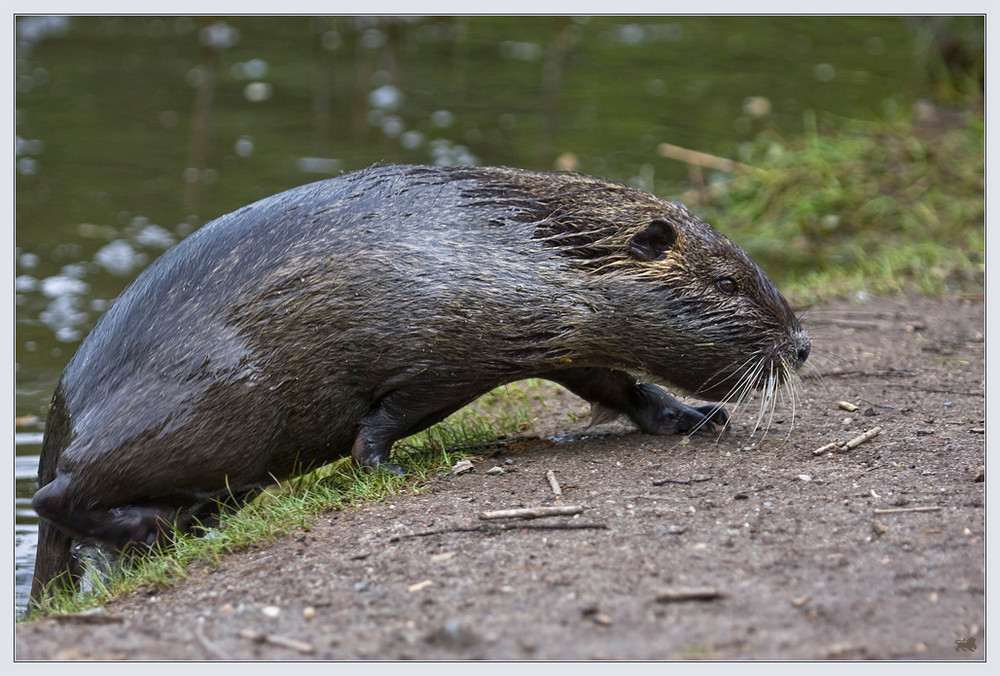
[14,15,951,613]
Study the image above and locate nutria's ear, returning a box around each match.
[629,219,677,261]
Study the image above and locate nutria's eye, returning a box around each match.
[716,278,738,295]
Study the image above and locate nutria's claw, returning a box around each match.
[627,384,729,436]
[685,404,730,434]
[662,401,729,435]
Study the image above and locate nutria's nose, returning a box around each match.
[793,332,811,367]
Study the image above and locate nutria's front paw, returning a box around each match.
[680,403,729,434]
[628,384,728,435]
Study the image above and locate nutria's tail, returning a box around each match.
[28,517,80,610]
[27,382,80,610]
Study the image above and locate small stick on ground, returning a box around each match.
[812,426,883,456]
[389,521,607,542]
[651,587,727,603]
[873,506,942,515]
[505,522,607,533]
[546,470,563,498]
[812,441,843,456]
[844,426,883,450]
[480,505,582,520]
[652,475,712,486]
[50,608,121,624]
[237,628,315,654]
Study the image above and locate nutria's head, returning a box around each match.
[604,204,812,403]
[472,170,810,406]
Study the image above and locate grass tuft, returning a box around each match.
[691,109,984,301]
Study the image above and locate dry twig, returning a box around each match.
[50,608,121,625]
[872,506,942,515]
[844,426,883,449]
[546,470,563,497]
[656,142,753,173]
[651,587,727,603]
[389,521,607,542]
[811,426,883,456]
[811,441,842,456]
[652,475,712,486]
[237,628,315,654]
[479,505,582,520]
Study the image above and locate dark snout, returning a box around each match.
[792,330,811,368]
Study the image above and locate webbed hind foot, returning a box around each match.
[32,475,182,551]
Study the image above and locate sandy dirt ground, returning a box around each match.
[14,294,986,661]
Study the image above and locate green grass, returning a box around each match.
[23,105,984,619]
[695,109,984,301]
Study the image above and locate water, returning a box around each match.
[14,15,943,612]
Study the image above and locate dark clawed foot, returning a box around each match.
[685,403,729,434]
[629,384,729,436]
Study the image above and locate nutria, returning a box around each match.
[28,164,810,606]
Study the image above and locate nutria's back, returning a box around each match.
[29,164,809,605]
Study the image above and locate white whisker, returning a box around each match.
[680,341,808,451]
[679,353,763,438]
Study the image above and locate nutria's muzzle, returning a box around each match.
[792,330,811,368]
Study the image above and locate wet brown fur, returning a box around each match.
[28,165,809,608]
